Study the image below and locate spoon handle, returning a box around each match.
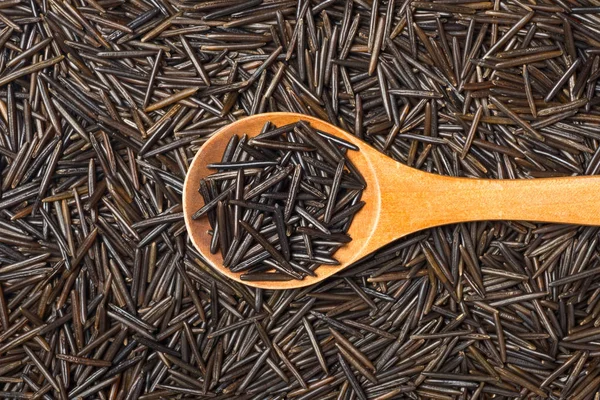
[377,170,600,244]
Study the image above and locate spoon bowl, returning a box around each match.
[184,112,600,289]
[183,113,383,289]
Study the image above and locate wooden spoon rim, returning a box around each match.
[183,112,382,289]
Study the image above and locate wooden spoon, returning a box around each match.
[183,112,600,289]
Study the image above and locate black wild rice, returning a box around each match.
[194,120,365,281]
[0,0,599,398]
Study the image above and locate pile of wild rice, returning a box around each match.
[1,0,600,398]
[193,120,366,282]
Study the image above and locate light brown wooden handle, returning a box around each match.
[375,169,600,245]
[424,175,600,226]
